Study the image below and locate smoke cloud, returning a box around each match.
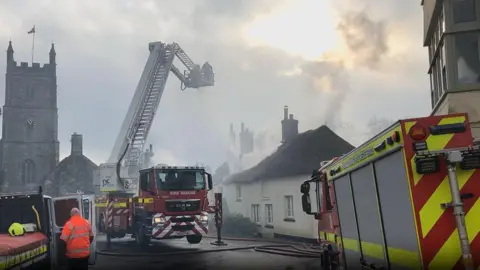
[222,8,394,173]
[337,11,389,69]
[0,1,427,175]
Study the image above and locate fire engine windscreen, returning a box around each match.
[156,170,206,191]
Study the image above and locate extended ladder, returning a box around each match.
[126,44,176,167]
[100,41,215,193]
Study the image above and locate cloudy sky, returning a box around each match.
[0,0,430,170]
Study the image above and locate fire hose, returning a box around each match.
[97,192,339,268]
[96,243,322,258]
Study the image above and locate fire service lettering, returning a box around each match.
[169,191,196,195]
[342,148,374,169]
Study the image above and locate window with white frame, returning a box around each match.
[236,185,242,200]
[251,204,260,222]
[265,204,273,224]
[452,0,476,24]
[455,31,480,85]
[284,196,294,218]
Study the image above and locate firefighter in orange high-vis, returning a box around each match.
[60,207,94,270]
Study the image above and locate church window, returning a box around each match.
[22,159,35,184]
[25,84,34,99]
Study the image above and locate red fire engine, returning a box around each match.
[96,165,213,245]
[93,41,215,246]
[302,113,480,269]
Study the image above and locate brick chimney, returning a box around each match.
[281,106,299,142]
[239,123,254,155]
[71,132,83,156]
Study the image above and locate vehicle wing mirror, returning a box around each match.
[140,174,149,191]
[300,182,310,194]
[302,194,312,214]
[140,178,147,191]
[207,173,213,191]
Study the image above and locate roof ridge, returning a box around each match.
[224,124,354,184]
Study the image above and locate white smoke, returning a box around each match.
[150,148,186,166]
[225,122,281,174]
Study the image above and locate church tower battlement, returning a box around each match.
[6,41,56,75]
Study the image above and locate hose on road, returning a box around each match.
[97,243,323,258]
[97,245,259,257]
[206,235,325,258]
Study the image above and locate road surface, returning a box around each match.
[91,235,321,270]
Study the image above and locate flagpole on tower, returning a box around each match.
[28,25,36,64]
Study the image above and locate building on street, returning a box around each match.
[422,0,480,138]
[43,133,98,196]
[0,41,59,192]
[221,110,354,242]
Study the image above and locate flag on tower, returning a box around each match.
[27,26,35,34]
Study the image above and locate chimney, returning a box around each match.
[290,114,299,137]
[229,123,236,144]
[281,106,299,143]
[239,123,254,155]
[71,132,83,156]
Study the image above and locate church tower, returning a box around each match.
[0,41,59,192]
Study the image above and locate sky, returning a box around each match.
[0,0,431,170]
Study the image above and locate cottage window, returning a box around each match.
[236,185,242,200]
[251,204,260,222]
[265,204,273,224]
[284,195,294,218]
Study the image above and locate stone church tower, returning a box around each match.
[0,41,59,192]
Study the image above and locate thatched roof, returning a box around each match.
[224,125,354,184]
[213,161,230,184]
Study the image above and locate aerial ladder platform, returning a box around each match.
[96,42,214,193]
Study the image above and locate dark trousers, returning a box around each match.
[67,257,89,270]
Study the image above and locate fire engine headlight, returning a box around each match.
[154,217,165,223]
[200,215,208,222]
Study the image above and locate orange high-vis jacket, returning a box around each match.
[60,215,94,259]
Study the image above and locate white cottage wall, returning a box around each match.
[221,174,318,241]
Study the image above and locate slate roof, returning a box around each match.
[224,125,354,184]
[42,154,99,196]
[213,161,230,184]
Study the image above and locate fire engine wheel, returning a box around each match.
[135,227,150,247]
[106,232,112,246]
[186,235,202,244]
[98,215,105,233]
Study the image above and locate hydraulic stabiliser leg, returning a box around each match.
[106,195,114,249]
[446,160,474,270]
[211,192,227,246]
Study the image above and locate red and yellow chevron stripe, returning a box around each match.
[401,113,480,269]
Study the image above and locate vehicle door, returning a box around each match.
[81,195,97,265]
[44,196,58,269]
[52,195,83,266]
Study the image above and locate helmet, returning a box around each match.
[8,222,25,236]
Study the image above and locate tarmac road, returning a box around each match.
[91,235,321,270]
